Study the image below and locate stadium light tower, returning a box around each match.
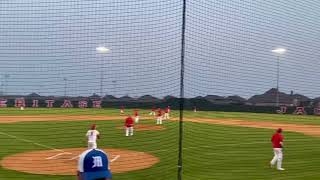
[271,48,287,107]
[112,80,117,96]
[63,77,67,97]
[96,46,110,97]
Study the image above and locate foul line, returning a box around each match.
[69,155,80,160]
[67,154,121,162]
[110,155,120,163]
[0,131,64,152]
[46,152,72,160]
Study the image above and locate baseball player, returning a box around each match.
[134,109,139,123]
[193,106,197,112]
[270,128,285,171]
[149,106,156,116]
[164,106,170,120]
[120,106,124,114]
[156,108,163,125]
[125,115,134,136]
[77,148,112,180]
[86,124,100,149]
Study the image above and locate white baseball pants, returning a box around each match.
[164,113,170,120]
[156,117,163,125]
[88,142,97,149]
[135,116,139,123]
[270,148,283,169]
[126,127,133,136]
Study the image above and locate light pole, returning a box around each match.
[63,77,67,97]
[96,46,110,97]
[112,80,117,96]
[0,76,3,96]
[271,48,286,107]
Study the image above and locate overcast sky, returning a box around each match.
[0,0,319,98]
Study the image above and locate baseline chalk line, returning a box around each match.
[110,155,120,163]
[46,152,72,160]
[0,131,63,152]
[68,155,80,160]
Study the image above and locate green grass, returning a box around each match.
[2,108,320,125]
[183,111,320,125]
[0,109,320,179]
[182,123,320,180]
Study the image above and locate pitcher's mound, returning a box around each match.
[117,124,166,131]
[1,148,159,175]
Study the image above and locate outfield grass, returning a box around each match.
[184,111,320,125]
[0,108,319,179]
[1,108,320,125]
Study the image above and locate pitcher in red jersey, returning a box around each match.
[124,116,134,136]
[156,108,163,125]
[270,128,285,170]
[164,106,170,120]
[134,109,139,123]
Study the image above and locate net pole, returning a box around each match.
[178,0,187,179]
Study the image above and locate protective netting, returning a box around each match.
[1,0,320,180]
[185,0,320,99]
[184,1,320,180]
[0,0,182,97]
[0,1,182,180]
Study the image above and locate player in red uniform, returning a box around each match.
[149,106,156,116]
[270,128,285,170]
[120,105,125,114]
[156,108,163,125]
[125,116,134,136]
[134,109,139,123]
[164,106,170,120]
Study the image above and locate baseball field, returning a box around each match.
[0,108,320,180]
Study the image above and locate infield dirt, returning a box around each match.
[0,115,320,137]
[1,148,160,175]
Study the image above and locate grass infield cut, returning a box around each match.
[0,108,320,179]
